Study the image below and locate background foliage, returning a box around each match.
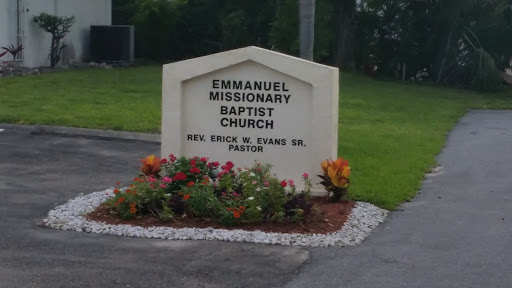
[113,0,512,91]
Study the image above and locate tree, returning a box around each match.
[33,13,75,68]
[299,0,316,61]
[332,0,356,69]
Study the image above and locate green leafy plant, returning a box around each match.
[105,154,320,226]
[33,13,75,67]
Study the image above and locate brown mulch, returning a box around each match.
[86,198,355,235]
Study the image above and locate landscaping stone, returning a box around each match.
[43,189,388,247]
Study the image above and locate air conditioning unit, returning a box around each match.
[90,25,134,62]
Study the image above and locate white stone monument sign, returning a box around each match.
[162,46,338,192]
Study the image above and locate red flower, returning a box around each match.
[116,182,121,185]
[160,158,168,164]
[233,211,241,219]
[212,161,220,167]
[200,157,208,162]
[169,154,177,162]
[280,180,287,187]
[190,159,197,166]
[173,172,187,181]
[113,189,120,194]
[303,173,309,178]
[119,197,125,203]
[187,181,195,187]
[189,167,201,174]
[183,194,190,200]
[133,178,144,183]
[221,161,234,171]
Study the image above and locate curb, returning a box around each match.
[0,124,161,144]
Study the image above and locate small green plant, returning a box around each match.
[33,13,75,67]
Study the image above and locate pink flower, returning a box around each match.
[148,176,156,182]
[200,157,208,162]
[162,177,172,183]
[150,184,155,188]
[233,192,239,197]
[264,182,269,187]
[160,184,166,188]
[221,192,226,196]
[190,159,197,166]
[218,170,229,177]
[303,173,309,178]
[288,179,295,187]
[252,181,257,185]
[169,154,177,162]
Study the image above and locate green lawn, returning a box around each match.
[1,67,511,209]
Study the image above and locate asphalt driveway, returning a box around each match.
[1,110,511,288]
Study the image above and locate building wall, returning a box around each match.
[0,0,22,62]
[23,0,112,67]
[0,1,9,54]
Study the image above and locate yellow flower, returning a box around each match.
[321,160,330,174]
[341,166,351,178]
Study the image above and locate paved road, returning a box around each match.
[1,110,511,287]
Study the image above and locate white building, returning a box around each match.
[0,0,111,67]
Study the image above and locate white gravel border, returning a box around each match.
[43,188,388,247]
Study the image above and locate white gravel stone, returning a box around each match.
[43,188,388,247]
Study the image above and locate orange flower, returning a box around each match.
[233,211,241,219]
[119,197,125,203]
[130,207,137,214]
[187,181,195,187]
[113,189,119,194]
[139,154,161,176]
[130,202,136,208]
[183,194,190,200]
[322,157,351,188]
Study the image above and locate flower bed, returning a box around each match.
[43,154,389,246]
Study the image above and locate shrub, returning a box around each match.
[33,13,75,67]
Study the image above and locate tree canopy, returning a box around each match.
[113,0,512,91]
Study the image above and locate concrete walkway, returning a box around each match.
[1,110,511,287]
[287,110,512,288]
